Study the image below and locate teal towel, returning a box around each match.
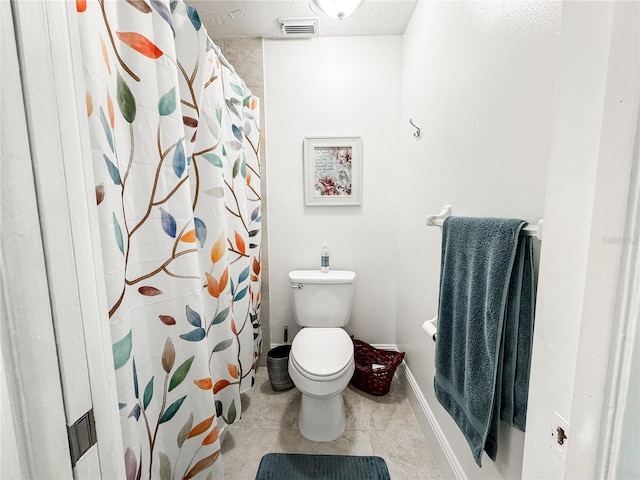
[434,217,535,467]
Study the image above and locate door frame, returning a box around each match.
[596,103,640,479]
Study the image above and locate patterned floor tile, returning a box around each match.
[370,428,441,479]
[220,366,443,479]
[221,427,279,480]
[276,428,373,456]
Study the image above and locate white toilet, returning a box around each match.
[288,270,356,442]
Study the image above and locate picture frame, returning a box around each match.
[303,136,362,206]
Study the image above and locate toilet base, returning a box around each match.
[298,392,345,442]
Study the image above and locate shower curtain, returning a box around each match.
[77,1,262,477]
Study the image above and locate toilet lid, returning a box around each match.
[291,328,353,377]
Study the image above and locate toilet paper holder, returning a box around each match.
[422,317,437,342]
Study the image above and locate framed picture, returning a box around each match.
[303,136,362,206]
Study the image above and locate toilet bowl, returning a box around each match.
[288,270,356,442]
[288,328,355,441]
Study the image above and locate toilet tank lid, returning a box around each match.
[289,270,356,284]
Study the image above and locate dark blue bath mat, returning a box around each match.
[255,453,391,480]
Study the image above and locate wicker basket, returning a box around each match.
[267,345,294,391]
[350,338,405,396]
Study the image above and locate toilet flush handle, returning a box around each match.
[291,283,304,289]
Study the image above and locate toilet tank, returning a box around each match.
[289,270,356,327]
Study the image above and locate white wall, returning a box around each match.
[615,318,640,479]
[396,1,561,479]
[1,352,23,480]
[263,36,402,344]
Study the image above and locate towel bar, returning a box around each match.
[425,205,544,240]
[423,206,542,342]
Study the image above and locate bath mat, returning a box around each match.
[255,453,391,480]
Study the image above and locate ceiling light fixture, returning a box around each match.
[311,0,364,20]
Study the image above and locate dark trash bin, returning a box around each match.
[267,345,294,391]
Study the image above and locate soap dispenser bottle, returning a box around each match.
[320,241,330,273]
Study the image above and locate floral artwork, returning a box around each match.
[77,0,261,478]
[303,137,362,206]
[313,146,353,196]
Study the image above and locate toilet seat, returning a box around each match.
[290,354,354,382]
[290,328,354,381]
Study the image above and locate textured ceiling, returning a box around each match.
[186,0,418,39]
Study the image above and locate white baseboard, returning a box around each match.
[370,343,398,351]
[400,359,466,480]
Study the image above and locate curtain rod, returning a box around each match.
[210,42,236,75]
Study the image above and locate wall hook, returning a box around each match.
[409,118,422,140]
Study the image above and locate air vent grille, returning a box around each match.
[279,18,318,38]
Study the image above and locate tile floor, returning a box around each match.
[220,366,442,479]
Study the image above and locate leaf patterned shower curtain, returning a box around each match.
[77,1,262,477]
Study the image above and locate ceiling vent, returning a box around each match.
[279,18,319,38]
